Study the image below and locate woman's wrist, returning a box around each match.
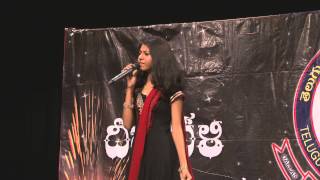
[123,102,134,109]
[177,164,188,173]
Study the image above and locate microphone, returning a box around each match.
[108,63,140,85]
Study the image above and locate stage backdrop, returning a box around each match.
[59,10,320,180]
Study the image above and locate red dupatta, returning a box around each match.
[128,88,195,180]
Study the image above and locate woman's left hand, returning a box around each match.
[179,168,192,180]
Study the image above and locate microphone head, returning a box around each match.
[133,62,140,70]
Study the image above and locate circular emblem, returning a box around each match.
[293,50,320,175]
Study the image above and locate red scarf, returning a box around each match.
[128,88,195,180]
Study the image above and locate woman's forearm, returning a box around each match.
[171,123,188,167]
[170,97,189,168]
[122,88,135,130]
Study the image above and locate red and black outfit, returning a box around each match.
[126,88,195,180]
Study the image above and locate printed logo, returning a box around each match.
[272,49,320,180]
[293,49,320,176]
[104,113,224,159]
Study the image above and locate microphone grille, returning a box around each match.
[133,62,140,69]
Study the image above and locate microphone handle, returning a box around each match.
[108,68,134,85]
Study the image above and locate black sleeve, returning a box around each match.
[169,89,185,103]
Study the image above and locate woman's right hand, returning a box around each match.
[122,63,138,89]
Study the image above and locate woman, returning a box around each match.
[122,36,194,180]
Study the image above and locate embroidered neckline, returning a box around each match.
[136,92,144,115]
[141,87,153,97]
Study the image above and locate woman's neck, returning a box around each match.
[143,74,154,89]
[146,73,152,84]
[141,74,154,95]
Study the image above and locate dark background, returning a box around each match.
[5,1,319,180]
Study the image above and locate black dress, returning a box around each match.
[129,90,180,180]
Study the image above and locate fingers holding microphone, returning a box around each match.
[121,64,133,72]
[121,63,138,89]
[108,63,139,85]
[122,63,138,77]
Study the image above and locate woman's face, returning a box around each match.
[138,44,153,72]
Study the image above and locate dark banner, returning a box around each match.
[59,10,320,179]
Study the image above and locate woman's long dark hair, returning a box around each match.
[135,36,185,99]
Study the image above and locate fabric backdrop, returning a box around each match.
[59,10,320,179]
